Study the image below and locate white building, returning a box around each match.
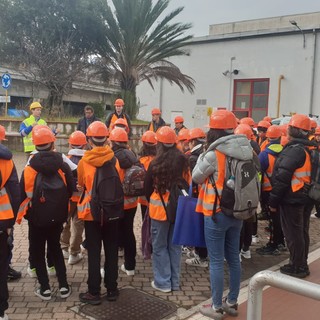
[137,12,320,128]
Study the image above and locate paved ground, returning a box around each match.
[6,152,320,319]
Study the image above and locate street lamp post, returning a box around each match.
[290,20,306,49]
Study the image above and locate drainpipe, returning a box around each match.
[276,75,284,118]
[309,29,317,115]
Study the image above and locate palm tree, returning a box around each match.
[97,0,195,118]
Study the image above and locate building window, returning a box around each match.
[196,99,207,105]
[233,79,269,121]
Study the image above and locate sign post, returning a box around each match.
[1,73,12,116]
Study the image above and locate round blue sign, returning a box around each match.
[1,73,12,89]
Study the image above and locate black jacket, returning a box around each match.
[20,151,74,203]
[147,117,166,133]
[0,145,20,231]
[106,112,132,137]
[77,115,100,134]
[112,145,138,169]
[269,138,316,207]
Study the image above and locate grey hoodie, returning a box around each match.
[192,134,253,184]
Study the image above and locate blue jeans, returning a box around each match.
[204,213,242,309]
[151,219,182,290]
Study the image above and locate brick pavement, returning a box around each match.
[6,152,320,319]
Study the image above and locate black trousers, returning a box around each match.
[119,207,137,271]
[240,219,253,251]
[85,220,119,295]
[279,203,313,268]
[28,222,68,291]
[0,232,9,316]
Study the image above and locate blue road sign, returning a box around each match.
[1,73,12,89]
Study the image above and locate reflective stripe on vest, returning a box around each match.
[262,153,276,192]
[77,161,95,221]
[149,191,169,221]
[23,116,47,152]
[124,196,138,210]
[138,195,148,206]
[196,150,226,217]
[16,166,67,224]
[0,159,14,220]
[291,150,311,192]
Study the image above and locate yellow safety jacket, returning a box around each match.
[22,116,47,152]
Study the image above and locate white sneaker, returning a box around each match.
[68,253,83,265]
[186,250,198,258]
[0,313,9,320]
[120,264,135,276]
[185,257,208,268]
[62,250,69,259]
[151,280,171,293]
[240,249,251,259]
[27,267,37,278]
[60,285,72,299]
[47,266,56,277]
[100,268,105,278]
[252,235,260,244]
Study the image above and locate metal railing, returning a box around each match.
[247,270,320,320]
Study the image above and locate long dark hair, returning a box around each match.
[138,142,157,157]
[151,143,189,194]
[205,129,231,149]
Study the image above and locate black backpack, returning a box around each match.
[160,178,189,224]
[30,171,69,227]
[90,158,124,223]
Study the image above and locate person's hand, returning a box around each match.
[269,206,277,213]
[77,184,84,192]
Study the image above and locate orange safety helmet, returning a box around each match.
[114,98,124,106]
[174,116,184,123]
[188,128,206,140]
[263,116,272,123]
[109,127,128,142]
[239,117,255,127]
[156,126,177,144]
[234,124,252,140]
[266,125,282,139]
[310,119,317,129]
[0,125,7,141]
[288,114,311,131]
[209,110,237,130]
[315,126,320,135]
[141,130,157,144]
[114,118,129,132]
[69,130,87,146]
[32,126,55,146]
[86,121,109,137]
[177,128,189,141]
[257,120,271,129]
[151,108,161,115]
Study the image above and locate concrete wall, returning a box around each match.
[0,119,148,154]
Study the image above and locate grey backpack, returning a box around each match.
[212,156,261,220]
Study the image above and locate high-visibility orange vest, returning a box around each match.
[260,139,269,152]
[291,150,311,192]
[0,159,14,221]
[16,166,67,224]
[77,161,96,221]
[262,154,276,192]
[109,114,129,132]
[149,191,169,221]
[196,150,226,217]
[138,156,154,206]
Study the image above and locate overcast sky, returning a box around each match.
[167,0,320,36]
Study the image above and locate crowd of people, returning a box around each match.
[0,101,318,320]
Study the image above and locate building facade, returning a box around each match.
[136,12,320,128]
